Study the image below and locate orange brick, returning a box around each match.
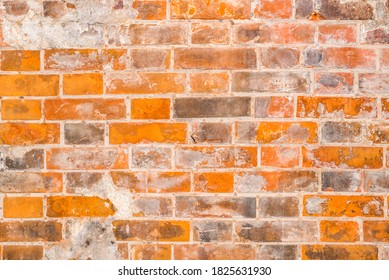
[174,244,256,260]
[110,171,147,192]
[2,246,43,260]
[174,48,256,70]
[320,221,360,242]
[253,0,292,19]
[3,197,43,218]
[0,221,62,242]
[63,73,103,95]
[117,243,129,260]
[297,97,377,118]
[261,146,299,168]
[1,50,40,71]
[382,49,389,68]
[190,73,229,93]
[171,0,250,19]
[112,220,190,242]
[44,49,127,70]
[47,196,115,217]
[110,123,187,144]
[0,123,59,145]
[303,195,384,217]
[318,25,357,44]
[255,97,294,118]
[0,75,59,96]
[131,98,170,119]
[106,73,185,94]
[1,99,41,120]
[191,23,230,44]
[44,99,126,120]
[133,0,166,20]
[302,245,378,260]
[363,221,389,242]
[132,244,171,260]
[323,48,376,69]
[147,172,191,193]
[47,148,128,170]
[194,172,234,193]
[302,147,383,169]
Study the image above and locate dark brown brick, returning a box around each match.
[65,172,103,193]
[190,123,232,143]
[258,197,299,217]
[322,171,363,192]
[64,123,105,145]
[321,122,362,143]
[3,246,43,260]
[316,0,374,20]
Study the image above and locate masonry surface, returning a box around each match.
[0,0,388,260]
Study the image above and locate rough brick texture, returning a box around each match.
[0,0,388,260]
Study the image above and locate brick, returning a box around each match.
[112,220,190,241]
[190,123,232,144]
[65,172,103,193]
[368,123,389,144]
[318,24,357,44]
[235,221,317,242]
[382,49,389,68]
[261,47,300,68]
[0,123,59,145]
[46,196,115,217]
[191,23,230,44]
[297,97,377,119]
[261,146,299,168]
[131,98,170,119]
[0,148,43,170]
[110,172,146,192]
[132,147,171,169]
[255,97,294,118]
[381,99,389,119]
[175,146,257,169]
[47,148,128,170]
[4,1,29,16]
[233,23,314,44]
[130,49,170,69]
[316,0,374,20]
[303,195,384,217]
[44,99,126,120]
[108,24,186,46]
[132,197,173,217]
[321,122,362,143]
[303,48,323,67]
[365,28,389,44]
[132,244,171,260]
[0,75,59,96]
[236,122,317,144]
[4,197,43,218]
[194,172,234,193]
[44,49,127,70]
[42,0,75,19]
[232,72,309,93]
[106,73,185,94]
[322,171,363,192]
[170,0,250,19]
[360,74,389,94]
[147,172,191,193]
[235,171,318,193]
[323,48,376,69]
[192,221,232,242]
[314,72,353,94]
[302,245,378,260]
[110,123,187,144]
[174,97,250,118]
[174,48,256,70]
[117,243,129,260]
[174,244,255,260]
[258,245,297,260]
[258,197,299,217]
[365,171,389,192]
[133,0,166,20]
[1,50,40,71]
[176,196,256,218]
[1,99,41,120]
[302,147,383,169]
[63,73,103,95]
[64,123,105,145]
[320,221,360,242]
[0,221,62,242]
[253,0,292,19]
[295,0,313,18]
[364,221,389,242]
[0,172,62,193]
[189,73,229,93]
[2,246,43,260]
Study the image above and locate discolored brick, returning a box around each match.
[192,221,232,242]
[190,123,232,144]
[174,244,255,260]
[130,49,171,69]
[255,97,294,118]
[320,221,359,242]
[261,47,300,68]
[0,148,44,170]
[302,245,378,260]
[1,50,40,71]
[3,246,43,260]
[316,0,374,20]
[363,221,389,242]
[189,73,229,93]
[64,123,104,145]
[258,197,299,217]
[132,197,173,217]
[110,171,147,192]
[360,74,389,94]
[321,122,362,143]
[133,0,166,20]
[322,171,363,192]
[65,172,103,193]
[132,147,172,169]
[318,24,357,44]
[0,172,62,193]
[253,0,292,19]
[1,99,42,120]
[0,221,62,242]
[191,23,230,44]
[147,172,191,193]
[365,171,389,192]
[315,72,354,94]
[258,245,297,260]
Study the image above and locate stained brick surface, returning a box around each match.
[0,0,388,260]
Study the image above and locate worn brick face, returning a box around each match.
[1,0,388,260]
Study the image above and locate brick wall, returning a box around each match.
[0,0,388,260]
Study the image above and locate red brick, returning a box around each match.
[261,146,299,168]
[318,25,357,44]
[253,0,292,19]
[132,244,171,260]
[323,48,376,69]
[255,97,294,118]
[130,49,171,69]
[0,221,62,242]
